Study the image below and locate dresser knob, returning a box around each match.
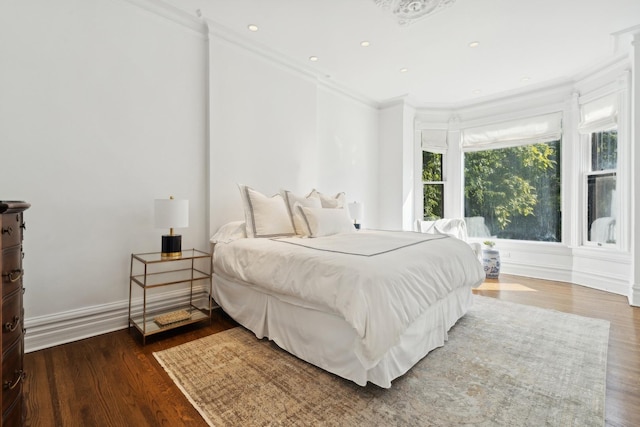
[3,370,26,390]
[4,316,20,333]
[20,222,26,230]
[1,226,12,236]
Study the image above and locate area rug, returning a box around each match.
[153,296,609,426]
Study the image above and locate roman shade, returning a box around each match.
[461,112,562,151]
[421,129,448,153]
[578,93,618,134]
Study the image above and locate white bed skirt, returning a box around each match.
[212,273,474,388]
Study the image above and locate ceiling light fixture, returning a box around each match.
[400,67,408,73]
[247,24,258,32]
[468,41,480,48]
[472,89,482,95]
[309,56,318,62]
[521,76,531,82]
[361,41,371,47]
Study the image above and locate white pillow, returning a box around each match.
[309,189,346,209]
[238,184,295,238]
[298,205,355,237]
[282,190,322,236]
[210,221,246,244]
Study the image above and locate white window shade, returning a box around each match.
[578,93,618,134]
[421,129,448,153]
[461,112,562,151]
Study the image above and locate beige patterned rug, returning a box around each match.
[153,296,609,426]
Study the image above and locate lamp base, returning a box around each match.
[161,234,182,259]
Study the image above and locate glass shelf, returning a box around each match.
[131,268,210,288]
[132,249,211,264]
[129,305,210,336]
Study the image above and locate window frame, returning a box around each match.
[421,150,445,220]
[583,129,618,248]
[462,139,563,243]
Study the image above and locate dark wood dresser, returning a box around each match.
[0,201,29,426]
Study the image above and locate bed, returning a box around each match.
[209,186,485,388]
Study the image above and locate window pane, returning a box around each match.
[464,141,561,241]
[423,184,443,220]
[591,130,617,171]
[422,151,442,181]
[587,173,616,244]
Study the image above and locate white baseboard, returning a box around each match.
[502,260,630,296]
[24,285,210,353]
[629,284,640,307]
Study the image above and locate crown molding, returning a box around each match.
[203,17,379,109]
[203,18,318,85]
[120,0,206,37]
[316,78,380,109]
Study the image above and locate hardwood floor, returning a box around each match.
[24,275,640,426]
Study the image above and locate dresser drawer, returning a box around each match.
[2,339,24,412]
[2,392,23,427]
[2,290,22,351]
[0,213,23,249]
[1,248,22,297]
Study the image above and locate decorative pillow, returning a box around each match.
[309,189,346,209]
[238,184,295,238]
[298,205,355,237]
[210,221,247,244]
[282,190,322,236]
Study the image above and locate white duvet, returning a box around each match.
[213,230,485,368]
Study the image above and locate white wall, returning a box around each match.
[317,87,380,228]
[378,103,406,230]
[1,0,208,350]
[206,27,382,235]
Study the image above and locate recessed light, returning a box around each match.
[309,56,318,62]
[248,24,258,32]
[400,67,408,73]
[472,89,482,95]
[360,41,370,47]
[469,41,480,48]
[521,76,531,82]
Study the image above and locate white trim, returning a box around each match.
[629,284,640,307]
[119,0,206,37]
[502,258,630,296]
[203,18,378,109]
[572,270,630,295]
[25,285,210,353]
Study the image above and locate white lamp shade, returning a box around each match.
[348,202,364,222]
[154,198,189,229]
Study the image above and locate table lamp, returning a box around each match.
[348,201,364,230]
[154,196,189,258]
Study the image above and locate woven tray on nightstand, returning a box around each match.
[154,309,192,326]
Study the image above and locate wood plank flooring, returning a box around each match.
[24,275,640,426]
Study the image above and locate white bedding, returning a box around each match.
[213,230,485,369]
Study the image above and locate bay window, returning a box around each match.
[461,113,563,241]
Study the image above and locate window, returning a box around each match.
[422,151,444,220]
[586,130,617,245]
[464,141,561,241]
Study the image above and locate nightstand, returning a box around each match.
[128,249,213,344]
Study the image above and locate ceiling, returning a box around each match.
[166,0,640,107]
